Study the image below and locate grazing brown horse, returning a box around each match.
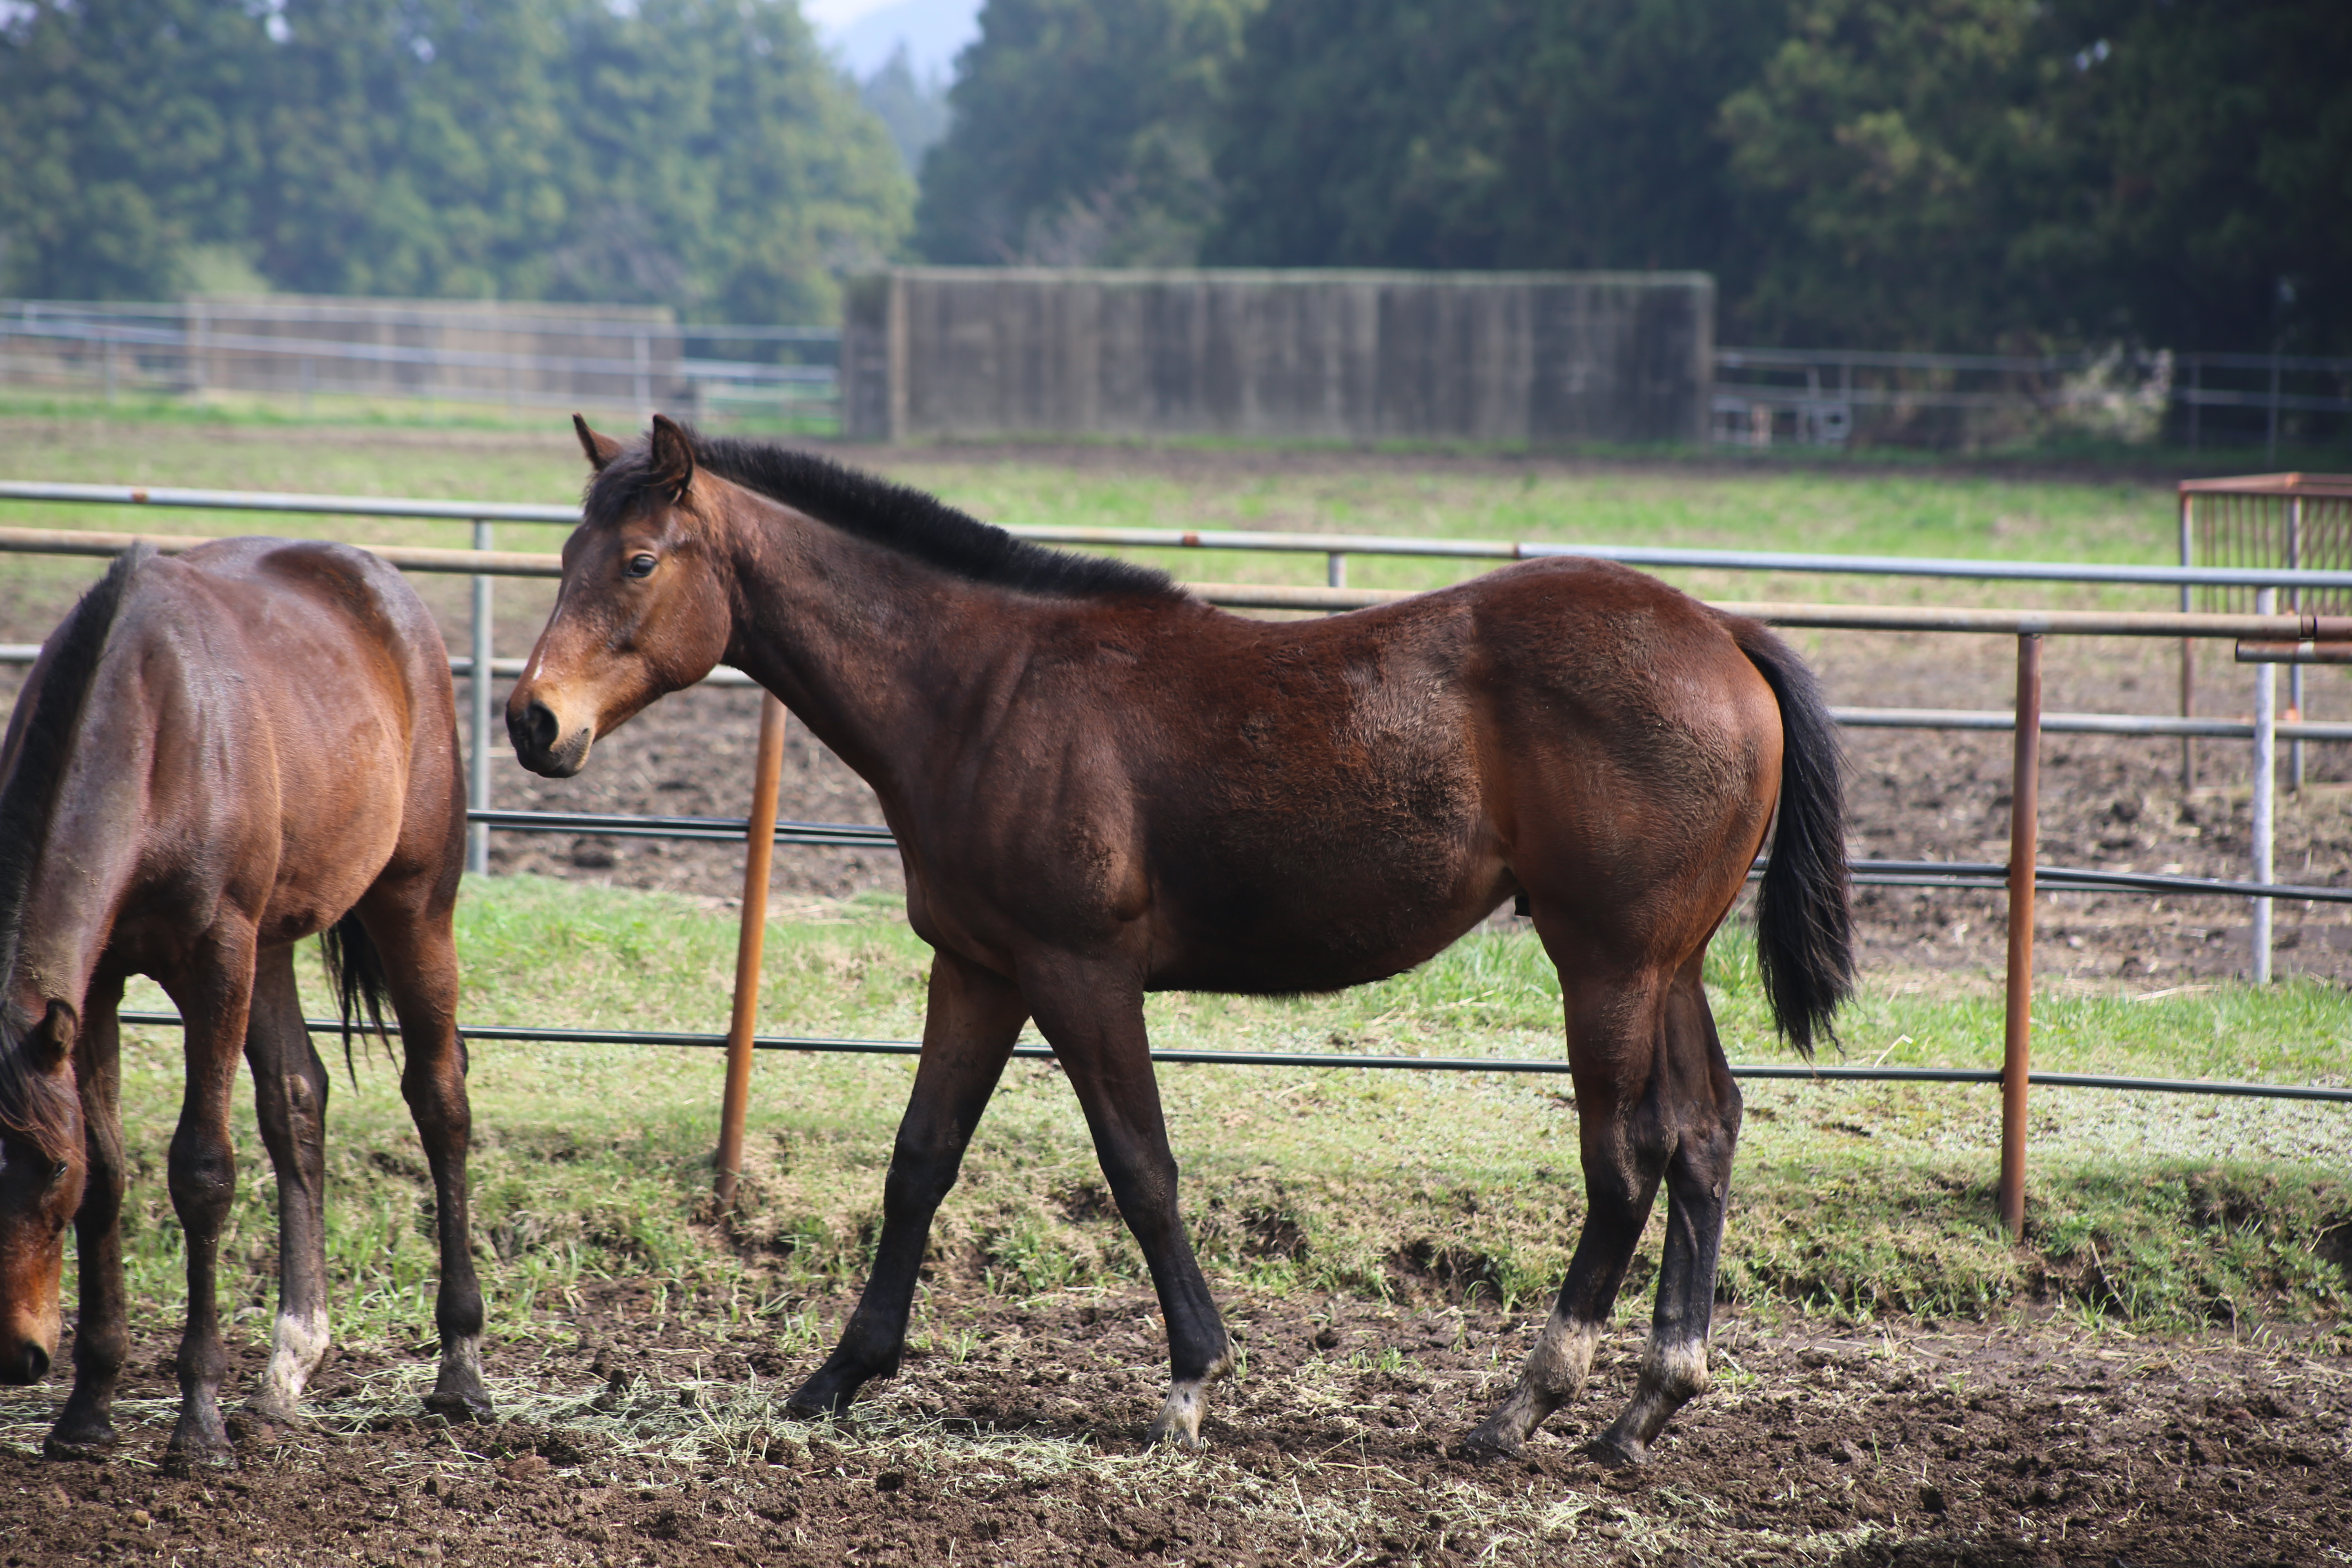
[0,539,492,1467]
[513,416,1852,1464]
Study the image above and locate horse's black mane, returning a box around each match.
[586,426,1180,602]
[0,546,147,1159]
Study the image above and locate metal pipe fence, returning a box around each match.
[1712,345,2352,452]
[108,1012,2352,1105]
[5,483,2349,1237]
[0,300,840,424]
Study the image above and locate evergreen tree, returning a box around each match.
[862,45,952,174]
[915,0,1259,265]
[0,0,270,298]
[1207,0,1785,281]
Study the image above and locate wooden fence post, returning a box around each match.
[714,692,788,1207]
[1997,633,2042,1240]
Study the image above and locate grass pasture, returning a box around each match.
[85,875,2352,1361]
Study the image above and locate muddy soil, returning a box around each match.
[2,1284,2346,1566]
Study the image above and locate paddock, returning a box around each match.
[0,432,2346,1564]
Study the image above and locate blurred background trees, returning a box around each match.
[0,0,909,321]
[0,0,2342,351]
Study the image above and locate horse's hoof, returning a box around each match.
[1585,1434,1646,1469]
[421,1388,496,1425]
[237,1399,302,1432]
[42,1428,117,1462]
[160,1440,238,1477]
[1144,1419,1206,1452]
[783,1365,861,1420]
[782,1391,846,1421]
[1457,1423,1523,1463]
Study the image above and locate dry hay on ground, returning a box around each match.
[2,1285,2346,1566]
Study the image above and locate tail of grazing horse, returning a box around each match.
[0,547,150,1153]
[318,911,396,1082]
[1725,617,1854,1056]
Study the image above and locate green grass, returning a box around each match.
[0,401,2240,621]
[82,877,2351,1365]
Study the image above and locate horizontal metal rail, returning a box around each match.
[4,644,2346,740]
[4,317,837,384]
[13,481,2352,591]
[8,524,2352,640]
[472,808,893,848]
[107,1011,2352,1102]
[472,807,2352,904]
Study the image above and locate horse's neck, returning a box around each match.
[721,518,1020,808]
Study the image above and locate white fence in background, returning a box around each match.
[1712,346,2352,454]
[0,297,839,425]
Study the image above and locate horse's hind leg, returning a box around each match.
[354,883,492,1422]
[1464,966,1671,1461]
[158,932,260,1468]
[241,944,333,1427]
[1590,956,1741,1467]
[788,949,1026,1419]
[47,973,129,1459]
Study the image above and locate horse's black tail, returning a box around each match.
[1727,617,1854,1057]
[318,910,396,1082]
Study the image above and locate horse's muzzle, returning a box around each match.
[0,1339,49,1385]
[508,698,593,778]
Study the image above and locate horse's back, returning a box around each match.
[71,540,460,945]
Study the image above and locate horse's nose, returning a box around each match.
[0,1341,49,1385]
[511,698,561,759]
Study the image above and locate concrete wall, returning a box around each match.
[841,267,1714,445]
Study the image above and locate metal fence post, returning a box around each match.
[468,521,494,875]
[2252,586,2276,983]
[2286,496,2305,790]
[1327,552,1346,590]
[714,692,788,1207]
[1997,632,2042,1241]
[2179,490,2196,791]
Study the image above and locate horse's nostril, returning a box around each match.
[521,699,560,754]
[1,1342,48,1384]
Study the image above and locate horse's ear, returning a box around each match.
[648,413,696,501]
[573,414,622,471]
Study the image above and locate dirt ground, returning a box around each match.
[2,1283,2347,1566]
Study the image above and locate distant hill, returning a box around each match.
[823,0,980,81]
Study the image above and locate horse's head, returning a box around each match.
[0,997,85,1385]
[509,414,735,777]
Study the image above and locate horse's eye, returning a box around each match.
[48,1158,68,1187]
[625,553,657,579]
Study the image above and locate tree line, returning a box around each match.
[918,0,2352,355]
[0,0,909,322]
[4,0,2343,354]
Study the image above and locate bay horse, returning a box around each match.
[513,415,1852,1464]
[0,539,492,1467]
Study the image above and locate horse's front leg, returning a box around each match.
[241,944,332,1428]
[788,949,1025,1418]
[159,940,258,1469]
[47,974,128,1459]
[1024,961,1231,1449]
